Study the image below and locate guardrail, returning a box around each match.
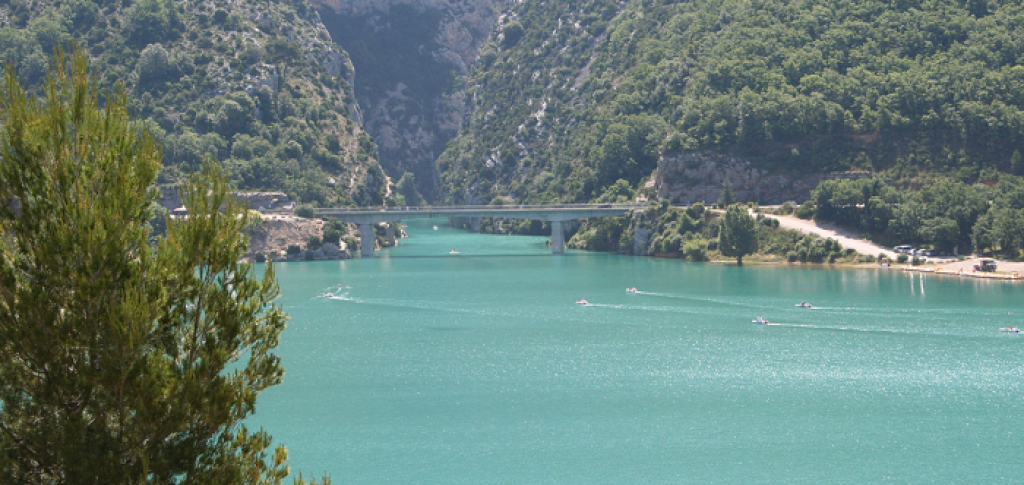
[315,203,646,213]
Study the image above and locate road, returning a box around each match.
[755,211,898,259]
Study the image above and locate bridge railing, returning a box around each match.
[316,203,647,213]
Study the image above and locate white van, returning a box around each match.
[894,245,913,253]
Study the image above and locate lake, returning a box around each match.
[253,219,1024,484]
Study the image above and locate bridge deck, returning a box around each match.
[313,203,646,257]
[315,203,644,224]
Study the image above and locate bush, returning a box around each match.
[682,238,708,262]
[307,236,322,250]
[294,204,315,218]
[896,253,909,264]
[795,201,815,219]
[911,256,924,265]
[286,244,302,255]
[323,228,341,245]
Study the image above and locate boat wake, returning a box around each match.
[582,302,725,316]
[631,291,766,309]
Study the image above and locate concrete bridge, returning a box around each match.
[315,204,644,257]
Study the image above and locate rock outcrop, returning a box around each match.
[243,215,345,262]
[313,0,502,201]
[656,151,870,205]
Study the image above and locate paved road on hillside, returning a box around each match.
[755,211,898,259]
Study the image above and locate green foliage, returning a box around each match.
[501,21,525,48]
[795,200,815,219]
[136,42,174,86]
[123,0,184,48]
[294,204,316,218]
[396,171,423,206]
[717,179,735,208]
[322,227,341,246]
[0,50,290,483]
[438,0,1024,208]
[718,205,759,264]
[0,0,387,208]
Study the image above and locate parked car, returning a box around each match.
[916,249,934,257]
[894,245,914,253]
[974,258,997,272]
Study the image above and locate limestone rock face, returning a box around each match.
[656,151,869,205]
[244,215,353,262]
[313,0,503,201]
[631,212,652,257]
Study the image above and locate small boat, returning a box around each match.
[576,299,590,306]
[449,249,459,254]
[1001,327,1020,333]
[752,317,770,325]
[325,292,334,298]
[795,302,812,308]
[433,225,439,230]
[626,287,639,293]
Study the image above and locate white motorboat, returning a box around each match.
[449,249,459,254]
[626,287,639,293]
[753,317,770,325]
[576,299,591,306]
[1001,327,1020,333]
[795,302,812,308]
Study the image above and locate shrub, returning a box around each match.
[286,244,302,255]
[795,201,815,219]
[683,238,708,261]
[307,236,322,250]
[323,228,341,245]
[294,204,315,218]
[896,253,909,264]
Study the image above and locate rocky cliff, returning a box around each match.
[313,0,503,201]
[655,151,870,205]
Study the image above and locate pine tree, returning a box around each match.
[0,50,297,484]
[718,205,759,265]
[717,178,736,208]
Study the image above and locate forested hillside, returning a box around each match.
[438,0,1024,204]
[0,0,387,206]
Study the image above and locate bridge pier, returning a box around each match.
[359,223,375,257]
[385,222,397,247]
[551,221,565,254]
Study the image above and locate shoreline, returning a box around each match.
[704,255,1024,281]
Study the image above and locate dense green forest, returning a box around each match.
[0,0,387,206]
[439,0,1024,204]
[808,172,1024,256]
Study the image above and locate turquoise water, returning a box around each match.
[253,219,1024,484]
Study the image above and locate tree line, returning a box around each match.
[809,174,1024,257]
